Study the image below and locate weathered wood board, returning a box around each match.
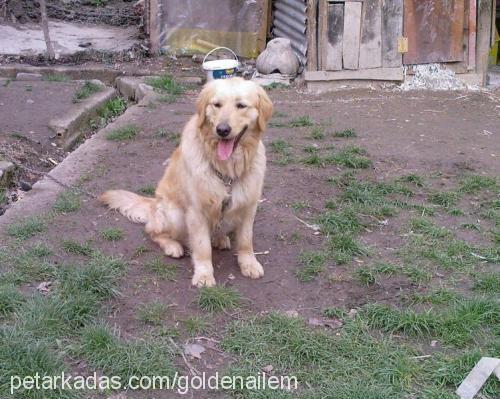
[322,2,344,70]
[381,0,403,67]
[359,0,382,69]
[342,2,362,69]
[403,0,465,64]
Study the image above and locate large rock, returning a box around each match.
[256,38,300,76]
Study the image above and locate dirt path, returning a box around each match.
[0,85,498,398]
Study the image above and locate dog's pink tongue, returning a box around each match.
[217,138,236,161]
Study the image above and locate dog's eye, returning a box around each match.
[213,102,222,108]
[236,103,247,109]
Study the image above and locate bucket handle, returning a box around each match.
[203,47,239,65]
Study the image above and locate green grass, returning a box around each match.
[0,284,24,316]
[145,257,177,280]
[27,243,53,258]
[105,124,138,141]
[428,191,460,208]
[99,228,124,241]
[97,97,127,121]
[397,174,425,187]
[75,322,174,380]
[354,267,377,285]
[73,81,102,103]
[53,190,80,213]
[197,286,240,312]
[183,316,207,336]
[328,146,372,169]
[333,128,356,138]
[0,189,6,204]
[6,216,47,240]
[409,217,451,238]
[43,74,70,82]
[139,185,156,196]
[328,233,368,265]
[146,74,184,102]
[290,201,310,211]
[296,251,326,282]
[316,208,362,236]
[473,272,500,293]
[408,289,461,305]
[61,239,94,256]
[459,175,498,194]
[137,302,168,326]
[310,127,325,140]
[270,139,293,165]
[271,116,315,128]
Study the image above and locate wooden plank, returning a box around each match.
[342,2,362,69]
[307,0,318,71]
[359,0,382,69]
[318,0,327,70]
[323,3,344,70]
[149,0,160,55]
[381,0,403,67]
[467,0,476,69]
[403,0,465,65]
[305,67,404,81]
[476,0,494,84]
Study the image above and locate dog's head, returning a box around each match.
[196,77,273,161]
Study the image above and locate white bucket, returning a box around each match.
[202,47,239,81]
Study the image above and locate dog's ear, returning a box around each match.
[196,83,214,129]
[257,85,273,132]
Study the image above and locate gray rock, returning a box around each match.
[16,72,43,81]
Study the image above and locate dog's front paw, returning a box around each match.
[239,255,264,279]
[192,271,216,288]
[164,241,184,258]
[213,235,231,250]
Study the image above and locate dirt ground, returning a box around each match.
[0,82,499,398]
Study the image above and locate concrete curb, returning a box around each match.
[48,83,117,150]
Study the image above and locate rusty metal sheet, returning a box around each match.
[403,0,465,65]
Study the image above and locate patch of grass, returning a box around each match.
[197,286,240,312]
[27,243,52,258]
[264,82,288,90]
[43,74,69,82]
[448,208,465,216]
[137,302,168,326]
[408,289,461,305]
[301,153,324,166]
[459,175,498,194]
[105,124,138,141]
[327,172,356,189]
[6,216,47,240]
[328,146,372,169]
[428,191,460,208]
[183,316,207,336]
[373,262,399,275]
[397,174,425,187]
[61,240,94,256]
[328,233,368,264]
[145,257,177,280]
[0,189,6,204]
[333,128,356,138]
[290,201,310,211]
[97,97,127,121]
[53,190,80,213]
[270,139,291,153]
[303,145,319,154]
[157,94,179,103]
[139,185,156,196]
[310,127,325,140]
[296,251,326,282]
[402,265,432,284]
[289,115,315,127]
[76,322,174,380]
[354,267,377,285]
[409,217,451,238]
[473,272,500,293]
[317,208,362,236]
[146,74,184,99]
[73,81,102,103]
[99,228,124,241]
[0,284,24,316]
[322,307,347,319]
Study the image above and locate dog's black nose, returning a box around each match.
[216,123,232,137]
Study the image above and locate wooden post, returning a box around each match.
[306,0,318,71]
[468,0,477,70]
[39,0,55,60]
[149,0,160,55]
[476,0,493,84]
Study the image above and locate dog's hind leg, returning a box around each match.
[150,233,184,258]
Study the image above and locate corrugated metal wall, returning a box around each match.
[272,0,308,65]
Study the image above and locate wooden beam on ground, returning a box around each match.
[342,1,362,69]
[305,67,404,81]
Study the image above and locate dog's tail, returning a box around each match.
[99,190,155,224]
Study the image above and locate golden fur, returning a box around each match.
[100,77,273,287]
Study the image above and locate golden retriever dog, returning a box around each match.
[100,77,273,287]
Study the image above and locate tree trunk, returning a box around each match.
[39,0,55,59]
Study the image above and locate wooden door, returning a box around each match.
[403,0,465,64]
